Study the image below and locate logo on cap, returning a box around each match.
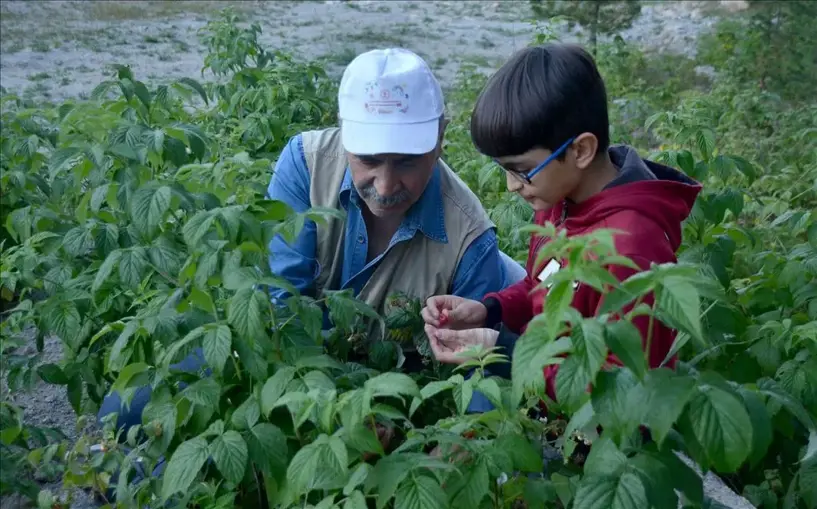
[364,81,409,115]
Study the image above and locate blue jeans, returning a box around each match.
[97,348,209,434]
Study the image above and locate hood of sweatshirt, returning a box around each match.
[538,145,703,252]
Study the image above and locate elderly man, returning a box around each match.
[267,47,525,332]
[94,50,524,487]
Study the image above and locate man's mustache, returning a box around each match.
[357,185,411,207]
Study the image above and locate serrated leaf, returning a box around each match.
[365,372,420,400]
[286,435,348,496]
[395,474,446,509]
[231,395,261,431]
[62,226,95,257]
[181,378,221,408]
[737,387,773,467]
[512,325,572,403]
[344,490,368,509]
[248,423,288,479]
[679,384,753,473]
[573,472,647,509]
[604,321,647,380]
[641,368,696,446]
[556,320,607,412]
[183,210,217,247]
[93,249,122,293]
[228,288,267,339]
[161,436,209,500]
[118,247,148,290]
[654,276,703,346]
[209,430,248,485]
[202,324,231,374]
[591,369,645,443]
[37,363,68,385]
[261,367,297,415]
[130,185,171,238]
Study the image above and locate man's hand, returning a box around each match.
[425,325,499,364]
[421,295,487,330]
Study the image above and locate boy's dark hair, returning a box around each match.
[470,43,610,159]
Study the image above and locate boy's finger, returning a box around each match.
[425,297,441,318]
[420,307,438,326]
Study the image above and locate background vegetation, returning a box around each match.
[1,1,816,508]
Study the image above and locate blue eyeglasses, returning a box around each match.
[497,137,576,184]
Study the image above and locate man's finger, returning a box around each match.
[434,327,464,345]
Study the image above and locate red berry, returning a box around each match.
[439,311,449,326]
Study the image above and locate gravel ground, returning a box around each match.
[0,0,727,103]
[0,1,755,507]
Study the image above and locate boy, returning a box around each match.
[421,43,702,405]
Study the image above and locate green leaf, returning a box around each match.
[118,247,148,290]
[44,301,81,344]
[37,363,68,385]
[452,379,473,415]
[654,276,704,346]
[495,434,543,472]
[641,368,696,447]
[202,324,232,374]
[446,458,489,509]
[365,372,421,400]
[209,430,248,485]
[62,226,95,257]
[93,249,122,293]
[231,395,261,431]
[66,374,82,415]
[161,436,209,500]
[183,210,217,247]
[591,369,644,443]
[325,289,382,331]
[176,77,209,105]
[543,280,576,336]
[584,437,627,477]
[737,387,773,468]
[808,221,817,249]
[247,423,288,479]
[130,185,171,238]
[679,384,753,473]
[395,474,446,509]
[228,288,267,339]
[573,473,648,509]
[181,378,221,408]
[511,316,572,402]
[556,320,606,412]
[286,434,348,496]
[261,367,297,415]
[111,362,151,393]
[604,321,647,380]
[597,272,656,316]
[343,491,368,509]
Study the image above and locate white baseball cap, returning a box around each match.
[338,48,445,155]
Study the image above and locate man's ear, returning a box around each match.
[572,132,599,170]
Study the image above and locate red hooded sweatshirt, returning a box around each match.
[480,146,702,403]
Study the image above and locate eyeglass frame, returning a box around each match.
[496,136,576,185]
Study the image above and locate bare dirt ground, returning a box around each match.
[0,1,754,508]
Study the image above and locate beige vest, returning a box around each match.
[301,127,494,341]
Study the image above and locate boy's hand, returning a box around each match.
[425,325,499,364]
[422,295,487,330]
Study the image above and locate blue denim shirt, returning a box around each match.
[265,134,512,303]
